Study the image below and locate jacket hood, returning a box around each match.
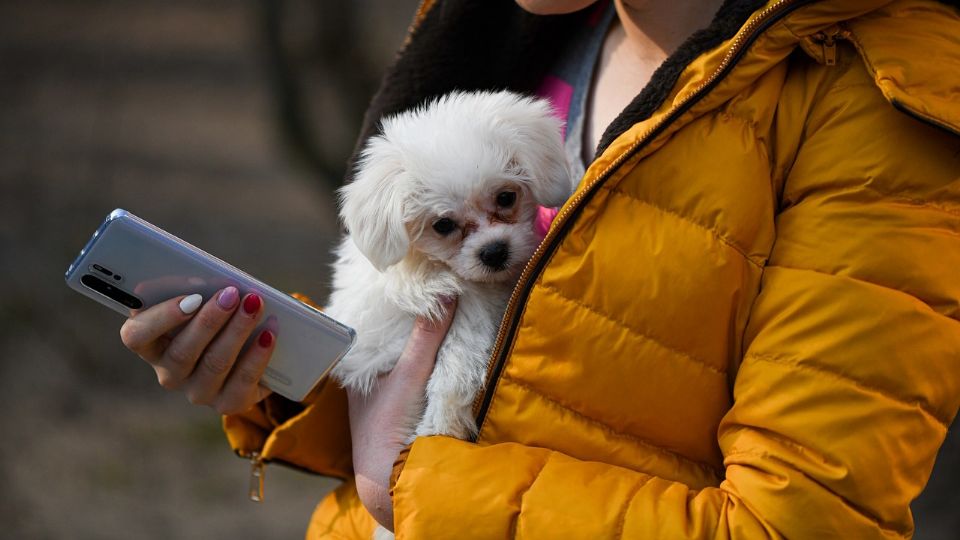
[845,2,960,135]
[347,0,960,183]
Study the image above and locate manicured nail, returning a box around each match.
[242,293,262,315]
[217,286,239,310]
[179,294,203,314]
[258,330,274,348]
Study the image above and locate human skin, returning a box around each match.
[350,0,726,530]
[120,288,276,414]
[119,0,728,531]
[119,284,456,532]
[519,0,726,154]
[348,298,458,530]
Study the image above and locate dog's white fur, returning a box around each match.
[327,90,571,446]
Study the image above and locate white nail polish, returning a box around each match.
[179,294,203,314]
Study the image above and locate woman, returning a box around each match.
[121,0,960,537]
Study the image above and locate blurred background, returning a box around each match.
[0,0,956,539]
[0,0,417,538]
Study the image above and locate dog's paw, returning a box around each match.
[417,398,478,440]
[330,350,396,395]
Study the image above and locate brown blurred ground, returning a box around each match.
[0,0,415,538]
[0,1,956,539]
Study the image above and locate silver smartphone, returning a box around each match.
[65,209,355,402]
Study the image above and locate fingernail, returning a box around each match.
[439,295,456,307]
[179,294,203,314]
[217,286,239,310]
[242,293,262,315]
[258,330,274,348]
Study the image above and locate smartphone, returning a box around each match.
[65,209,355,402]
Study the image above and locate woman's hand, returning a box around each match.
[348,296,458,532]
[119,287,276,414]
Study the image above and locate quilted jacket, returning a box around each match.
[223,0,960,537]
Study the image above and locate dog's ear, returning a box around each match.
[499,94,574,208]
[338,136,410,271]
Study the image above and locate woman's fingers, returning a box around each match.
[347,295,459,532]
[151,288,245,389]
[182,292,265,404]
[392,296,458,382]
[214,328,276,414]
[120,293,204,360]
[120,288,276,414]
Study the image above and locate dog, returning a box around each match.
[327,90,572,453]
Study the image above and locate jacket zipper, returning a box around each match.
[812,26,960,138]
[811,25,852,66]
[238,449,350,502]
[471,0,816,435]
[811,24,958,136]
[249,451,265,502]
[400,0,438,50]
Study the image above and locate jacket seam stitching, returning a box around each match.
[724,448,911,538]
[744,352,950,429]
[765,263,960,324]
[821,81,877,96]
[882,199,960,220]
[717,112,772,174]
[615,476,652,539]
[600,185,766,268]
[724,425,828,465]
[781,183,960,223]
[719,110,763,135]
[715,109,771,153]
[501,373,724,476]
[510,452,552,539]
[539,283,728,375]
[860,184,960,219]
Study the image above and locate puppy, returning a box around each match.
[327,90,572,446]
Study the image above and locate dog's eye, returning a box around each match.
[432,218,456,235]
[496,191,517,208]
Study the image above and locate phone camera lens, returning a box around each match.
[113,275,122,281]
[80,274,143,310]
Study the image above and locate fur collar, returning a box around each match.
[346,0,959,183]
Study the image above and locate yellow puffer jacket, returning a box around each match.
[224,0,960,537]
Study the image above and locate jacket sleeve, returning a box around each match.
[221,377,353,478]
[389,61,960,539]
[222,293,353,479]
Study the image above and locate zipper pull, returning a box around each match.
[248,452,265,502]
[813,26,849,67]
[822,34,837,66]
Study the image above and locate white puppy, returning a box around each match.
[327,90,572,445]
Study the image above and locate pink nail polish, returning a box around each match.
[217,286,239,310]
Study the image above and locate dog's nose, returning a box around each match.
[479,241,510,269]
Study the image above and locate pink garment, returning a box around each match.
[534,205,560,241]
[535,75,573,138]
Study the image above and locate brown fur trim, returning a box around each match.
[345,0,958,185]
